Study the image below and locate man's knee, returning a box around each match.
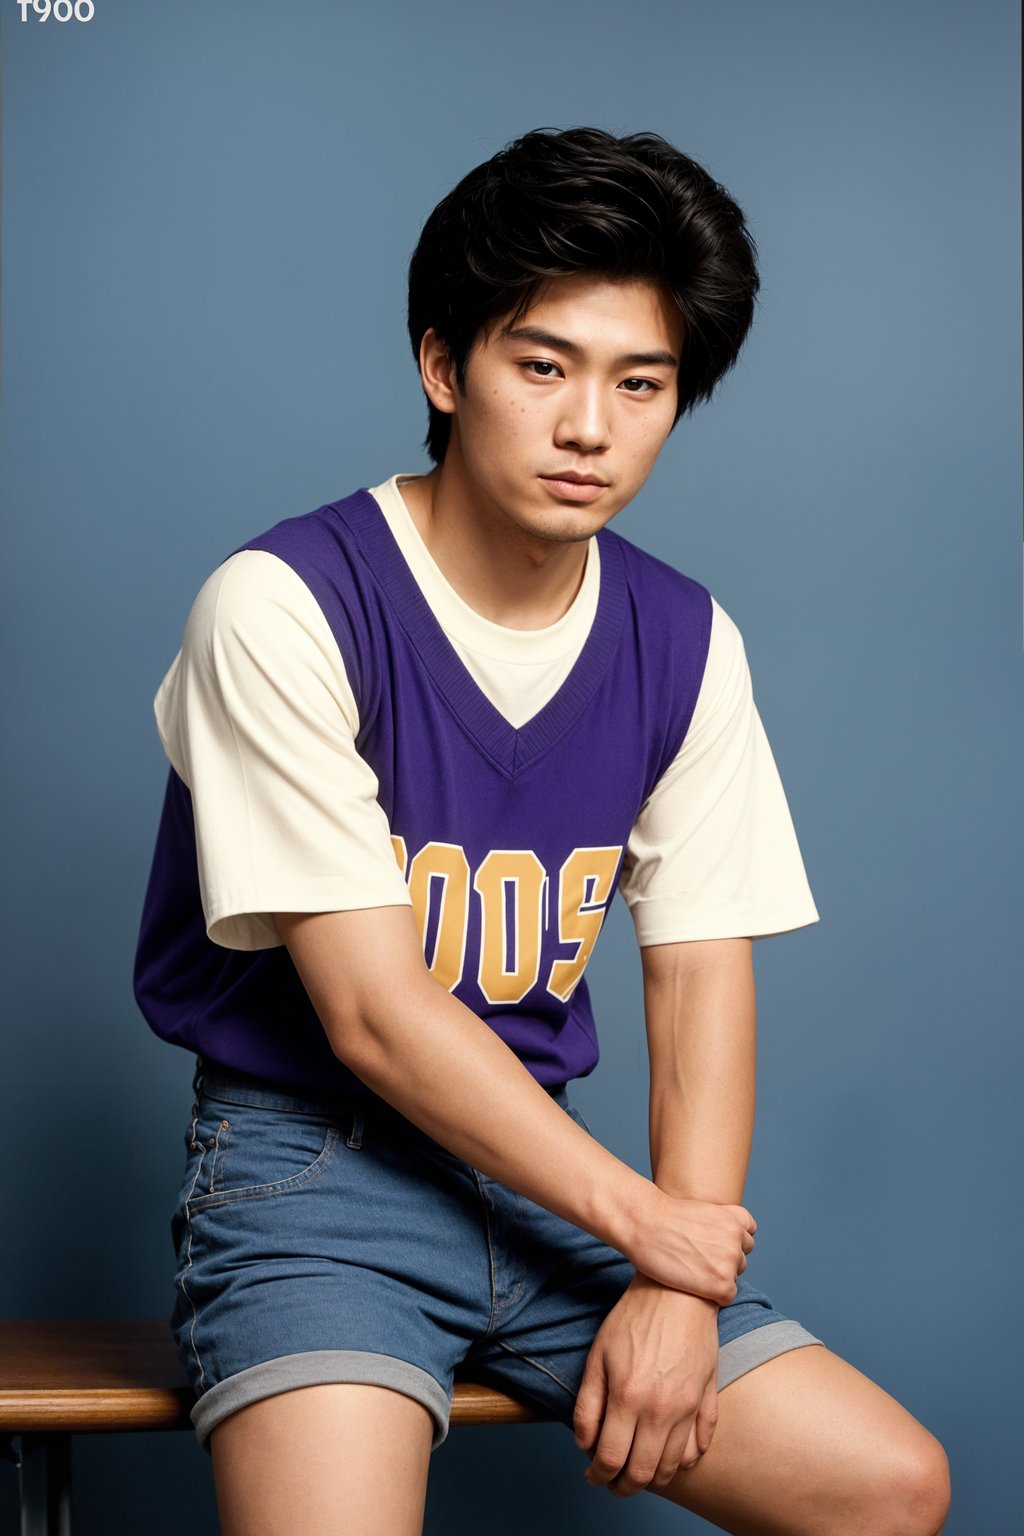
[878,1428,951,1536]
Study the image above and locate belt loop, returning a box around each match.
[192,1056,205,1097]
[346,1107,364,1150]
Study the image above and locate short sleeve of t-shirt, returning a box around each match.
[153,495,818,955]
[154,549,412,951]
[618,597,820,944]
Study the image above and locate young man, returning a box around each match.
[135,127,950,1535]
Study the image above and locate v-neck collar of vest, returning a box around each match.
[338,487,627,778]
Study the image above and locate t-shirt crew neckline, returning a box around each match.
[369,473,601,665]
[351,477,626,777]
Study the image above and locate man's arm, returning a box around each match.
[573,937,756,1496]
[643,936,755,1205]
[274,905,756,1305]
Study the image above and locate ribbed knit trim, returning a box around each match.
[332,488,627,778]
[370,474,601,666]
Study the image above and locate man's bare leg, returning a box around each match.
[647,1345,950,1535]
[210,1382,435,1536]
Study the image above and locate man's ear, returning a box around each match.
[418,328,461,417]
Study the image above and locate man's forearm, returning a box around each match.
[579,936,756,1493]
[642,938,756,1206]
[274,906,755,1305]
[275,905,649,1255]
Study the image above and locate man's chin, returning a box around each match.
[528,521,598,546]
[523,499,623,545]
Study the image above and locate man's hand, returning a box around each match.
[629,1185,756,1304]
[573,1274,720,1498]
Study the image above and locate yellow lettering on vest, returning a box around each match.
[474,850,545,1005]
[547,847,622,1001]
[407,841,470,992]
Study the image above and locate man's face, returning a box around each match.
[441,272,684,544]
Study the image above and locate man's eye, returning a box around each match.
[523,361,561,378]
[620,378,659,394]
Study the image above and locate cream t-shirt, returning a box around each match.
[154,473,820,951]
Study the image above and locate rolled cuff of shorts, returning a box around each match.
[190,1349,451,1452]
[717,1319,824,1391]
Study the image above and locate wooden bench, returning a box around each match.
[0,1319,554,1535]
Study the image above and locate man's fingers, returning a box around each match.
[649,1420,693,1492]
[647,1383,718,1489]
[679,1417,702,1472]
[604,1400,709,1492]
[583,1406,637,1488]
[733,1204,756,1234]
[694,1382,719,1457]
[606,1412,680,1499]
[573,1363,607,1454]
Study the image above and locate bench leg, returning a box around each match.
[18,1434,72,1536]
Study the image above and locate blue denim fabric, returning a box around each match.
[171,1059,821,1451]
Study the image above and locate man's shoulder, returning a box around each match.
[229,484,377,564]
[177,486,376,645]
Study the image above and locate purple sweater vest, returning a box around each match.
[134,489,712,1098]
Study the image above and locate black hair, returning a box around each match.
[406,126,760,465]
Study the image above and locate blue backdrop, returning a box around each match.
[2,2,1020,1531]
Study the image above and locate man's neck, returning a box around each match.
[398,464,590,631]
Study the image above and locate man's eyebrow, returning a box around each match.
[499,324,679,370]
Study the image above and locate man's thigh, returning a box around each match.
[211,1382,434,1536]
[173,1070,493,1455]
[652,1344,950,1536]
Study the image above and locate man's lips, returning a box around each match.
[541,471,608,485]
[540,474,609,502]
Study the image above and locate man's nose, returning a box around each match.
[555,383,612,451]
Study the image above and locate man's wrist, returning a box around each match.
[651,1173,746,1207]
[629,1269,721,1312]
[585,1163,662,1262]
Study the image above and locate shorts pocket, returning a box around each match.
[184,1096,340,1213]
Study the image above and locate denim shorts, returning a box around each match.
[171,1059,823,1452]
